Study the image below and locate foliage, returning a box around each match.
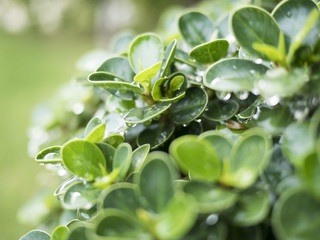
[20,0,320,239]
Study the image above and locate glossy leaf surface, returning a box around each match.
[170,87,208,124]
[128,144,150,174]
[189,40,229,64]
[179,11,215,47]
[170,135,220,182]
[203,99,239,121]
[62,140,106,180]
[51,226,69,240]
[35,146,62,164]
[113,143,132,181]
[20,230,51,240]
[204,58,269,92]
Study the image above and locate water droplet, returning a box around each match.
[249,69,256,75]
[195,76,202,82]
[294,109,309,121]
[206,214,219,225]
[251,88,260,95]
[253,107,261,120]
[216,91,231,101]
[286,11,292,17]
[254,59,263,64]
[72,103,84,115]
[205,107,209,111]
[235,91,249,100]
[265,96,280,106]
[39,163,45,166]
[182,124,188,127]
[232,65,238,70]
[195,119,202,123]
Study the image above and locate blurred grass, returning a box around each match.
[0,31,93,239]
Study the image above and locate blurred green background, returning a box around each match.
[0,0,200,239]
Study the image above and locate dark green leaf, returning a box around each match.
[231,6,280,59]
[204,58,269,92]
[96,142,115,173]
[62,140,106,180]
[160,39,177,77]
[179,11,215,47]
[137,123,175,149]
[170,87,208,124]
[189,40,229,64]
[124,102,171,124]
[97,57,135,82]
[203,99,239,121]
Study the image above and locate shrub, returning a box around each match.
[20,0,320,239]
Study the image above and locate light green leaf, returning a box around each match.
[113,143,132,181]
[170,87,208,124]
[35,146,62,164]
[155,193,197,239]
[20,230,51,240]
[272,188,320,240]
[160,39,177,77]
[231,6,280,60]
[124,102,171,124]
[189,40,229,64]
[102,134,124,148]
[51,226,69,240]
[179,11,215,47]
[129,33,163,73]
[183,182,237,213]
[85,117,105,143]
[134,62,162,93]
[227,187,270,226]
[204,58,269,92]
[170,135,221,182]
[62,140,106,181]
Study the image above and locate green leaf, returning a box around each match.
[67,225,90,240]
[227,187,270,226]
[272,0,320,54]
[183,182,238,213]
[128,144,150,174]
[97,57,135,82]
[272,188,320,240]
[96,143,115,173]
[84,117,105,143]
[137,152,177,213]
[20,230,51,240]
[160,39,177,77]
[137,123,175,149]
[236,99,260,119]
[203,99,239,121]
[282,122,315,168]
[62,181,101,210]
[178,11,215,47]
[204,58,269,92]
[170,135,221,182]
[113,143,132,181]
[62,140,106,181]
[231,6,280,60]
[102,183,140,215]
[129,33,163,73]
[223,128,271,188]
[301,152,320,199]
[134,62,162,93]
[170,87,208,124]
[155,193,197,239]
[255,67,309,98]
[124,102,171,124]
[189,40,229,64]
[51,226,69,240]
[103,134,124,148]
[96,209,145,238]
[35,146,62,164]
[110,31,135,54]
[88,72,143,94]
[199,131,233,163]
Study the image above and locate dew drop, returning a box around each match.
[249,69,256,75]
[265,95,280,106]
[251,88,260,95]
[206,214,219,225]
[294,109,309,121]
[286,11,292,17]
[235,91,249,100]
[232,65,238,70]
[195,119,202,123]
[253,107,261,120]
[216,91,231,101]
[254,59,263,64]
[182,124,188,127]
[195,76,202,82]
[72,103,85,115]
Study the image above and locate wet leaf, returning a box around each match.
[203,98,239,121]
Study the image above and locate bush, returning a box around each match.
[20,0,320,239]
